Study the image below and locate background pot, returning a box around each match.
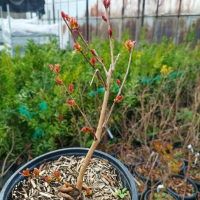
[166,174,198,200]
[144,189,178,200]
[184,165,200,188]
[135,163,162,186]
[0,148,138,200]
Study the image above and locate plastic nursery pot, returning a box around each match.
[144,189,178,200]
[0,148,138,200]
[166,175,198,200]
[184,165,200,188]
[135,163,162,186]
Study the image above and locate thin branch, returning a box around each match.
[62,19,107,88]
[112,54,120,72]
[80,52,107,88]
[105,8,114,68]
[103,49,133,127]
[54,71,97,141]
[78,33,108,76]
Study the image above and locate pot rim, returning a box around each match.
[0,147,138,200]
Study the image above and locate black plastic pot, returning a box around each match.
[144,189,178,200]
[135,163,162,186]
[0,148,138,200]
[166,175,198,200]
[184,165,200,188]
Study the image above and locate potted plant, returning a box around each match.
[166,175,198,200]
[0,0,138,199]
[144,189,178,200]
[184,165,200,188]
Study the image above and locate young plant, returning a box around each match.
[115,188,128,199]
[20,0,136,199]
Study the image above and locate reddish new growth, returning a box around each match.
[68,84,74,93]
[33,168,40,177]
[54,171,61,181]
[56,77,62,84]
[102,15,107,22]
[67,100,76,107]
[116,79,120,87]
[45,177,53,183]
[82,127,91,133]
[74,30,79,35]
[109,29,112,37]
[54,64,60,74]
[74,43,82,52]
[69,17,78,29]
[61,11,70,21]
[115,95,123,103]
[91,50,95,55]
[22,168,30,176]
[91,57,96,66]
[125,40,136,52]
[65,183,70,188]
[85,188,92,196]
[103,0,110,8]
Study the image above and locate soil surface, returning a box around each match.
[8,156,131,200]
[136,163,162,180]
[167,177,195,197]
[188,165,200,183]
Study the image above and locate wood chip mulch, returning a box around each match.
[9,156,131,200]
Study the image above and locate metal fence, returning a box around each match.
[42,0,200,48]
[1,0,200,53]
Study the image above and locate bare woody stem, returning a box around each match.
[54,71,97,141]
[76,70,112,191]
[103,48,133,128]
[63,18,107,88]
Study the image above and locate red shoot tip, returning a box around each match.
[68,84,74,93]
[91,50,95,55]
[91,57,96,66]
[54,171,61,180]
[33,168,40,177]
[22,168,30,176]
[73,30,79,35]
[67,100,76,107]
[109,29,112,37]
[61,11,65,18]
[45,177,53,183]
[115,95,123,103]
[103,0,110,8]
[82,127,91,133]
[56,77,62,84]
[102,15,107,22]
[116,79,120,87]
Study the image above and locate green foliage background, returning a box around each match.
[0,28,200,163]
